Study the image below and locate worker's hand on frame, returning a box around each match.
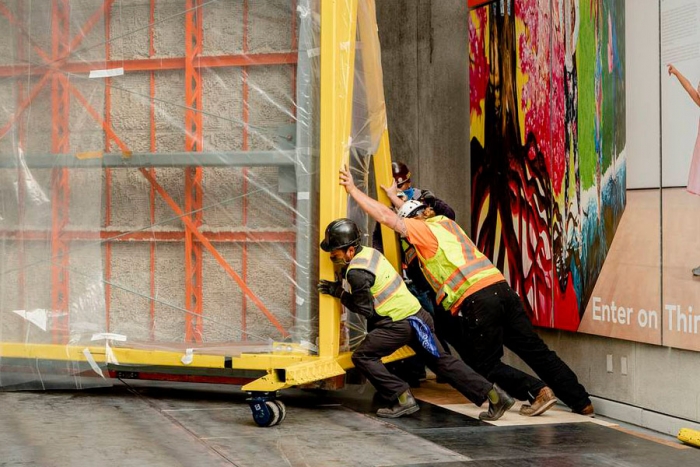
[317,279,343,298]
[380,180,399,199]
[339,165,356,194]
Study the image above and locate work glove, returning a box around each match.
[317,279,343,298]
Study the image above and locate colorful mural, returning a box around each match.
[469,0,626,331]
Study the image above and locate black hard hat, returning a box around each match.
[320,218,362,252]
[392,162,411,185]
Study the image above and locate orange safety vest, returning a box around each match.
[413,216,505,312]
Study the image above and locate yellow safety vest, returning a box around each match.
[401,239,417,266]
[346,247,421,321]
[414,216,505,311]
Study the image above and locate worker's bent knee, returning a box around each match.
[351,353,369,367]
[352,352,379,366]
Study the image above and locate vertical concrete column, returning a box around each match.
[376,0,471,229]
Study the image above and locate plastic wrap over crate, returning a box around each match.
[0,0,388,390]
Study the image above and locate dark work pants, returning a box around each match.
[386,284,452,385]
[449,281,591,411]
[410,284,452,354]
[352,309,493,405]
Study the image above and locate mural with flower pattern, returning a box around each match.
[469,0,626,331]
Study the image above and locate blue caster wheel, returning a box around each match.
[248,394,284,427]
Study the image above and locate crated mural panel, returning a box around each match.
[469,0,626,331]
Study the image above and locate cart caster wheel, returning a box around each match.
[249,398,283,427]
[273,400,286,424]
[265,400,281,426]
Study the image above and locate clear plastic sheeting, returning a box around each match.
[351,0,387,156]
[0,0,308,389]
[0,0,386,391]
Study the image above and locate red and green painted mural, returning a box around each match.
[469,0,626,331]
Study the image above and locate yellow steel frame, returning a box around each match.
[0,0,413,393]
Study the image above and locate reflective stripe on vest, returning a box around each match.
[415,216,504,310]
[346,247,421,321]
[402,239,417,265]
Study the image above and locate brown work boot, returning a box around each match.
[479,384,515,421]
[376,390,420,418]
[519,386,558,417]
[573,403,595,416]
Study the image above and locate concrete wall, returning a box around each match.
[376,0,471,229]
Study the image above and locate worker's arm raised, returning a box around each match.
[339,165,407,237]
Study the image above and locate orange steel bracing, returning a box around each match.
[65,85,290,337]
[50,0,72,344]
[184,0,204,343]
[138,168,290,338]
[0,71,54,140]
[0,0,298,342]
[0,53,298,77]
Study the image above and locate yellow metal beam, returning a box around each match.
[318,0,359,358]
[231,353,316,370]
[242,355,349,392]
[241,372,287,392]
[2,341,414,392]
[285,357,346,386]
[372,131,400,269]
[0,343,324,372]
[0,343,227,368]
[336,345,415,370]
[381,345,415,364]
[241,345,414,392]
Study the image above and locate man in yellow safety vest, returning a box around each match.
[339,165,594,417]
[318,217,514,420]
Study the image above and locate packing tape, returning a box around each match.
[76,151,103,160]
[181,348,194,365]
[89,67,124,79]
[82,348,105,378]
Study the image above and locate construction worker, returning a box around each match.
[373,162,456,386]
[372,161,455,252]
[339,165,594,417]
[391,161,456,218]
[385,161,455,326]
[318,218,514,420]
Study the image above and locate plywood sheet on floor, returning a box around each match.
[413,381,616,427]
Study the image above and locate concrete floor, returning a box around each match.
[1,380,699,467]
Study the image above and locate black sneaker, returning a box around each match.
[479,384,515,421]
[376,390,420,418]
